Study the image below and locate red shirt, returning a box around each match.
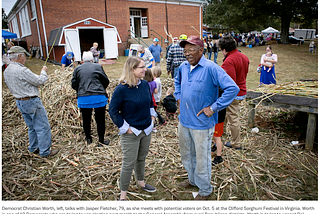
[221,49,249,96]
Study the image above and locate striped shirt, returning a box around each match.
[166,43,186,70]
[4,61,48,99]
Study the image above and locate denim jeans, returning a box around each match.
[120,131,152,191]
[178,122,214,196]
[16,97,52,156]
[207,52,212,60]
[173,66,179,78]
[214,52,218,63]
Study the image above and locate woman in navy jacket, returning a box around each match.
[109,56,157,200]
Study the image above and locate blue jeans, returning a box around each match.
[207,52,212,60]
[16,97,52,156]
[214,52,218,63]
[178,122,214,196]
[173,66,179,78]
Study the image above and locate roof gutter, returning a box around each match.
[39,0,48,57]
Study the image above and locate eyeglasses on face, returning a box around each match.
[136,66,146,69]
[183,48,200,54]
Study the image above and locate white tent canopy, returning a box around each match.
[261,27,280,34]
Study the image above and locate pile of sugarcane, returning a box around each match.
[254,80,318,98]
[2,67,318,201]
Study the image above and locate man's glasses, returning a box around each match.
[183,48,200,54]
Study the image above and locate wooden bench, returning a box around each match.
[246,91,318,150]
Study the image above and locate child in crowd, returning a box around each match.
[152,67,166,126]
[144,68,158,108]
[90,42,100,63]
[162,87,177,120]
[264,51,274,72]
[211,88,226,165]
[144,69,163,132]
[152,67,162,106]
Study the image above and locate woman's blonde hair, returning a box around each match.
[151,66,162,78]
[120,56,143,87]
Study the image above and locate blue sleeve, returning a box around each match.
[61,55,67,64]
[210,67,239,112]
[173,66,182,101]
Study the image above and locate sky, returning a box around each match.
[2,0,18,14]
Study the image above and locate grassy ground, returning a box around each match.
[2,41,318,202]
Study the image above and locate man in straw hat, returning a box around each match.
[4,46,59,158]
[174,36,239,200]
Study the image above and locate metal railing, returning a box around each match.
[150,29,167,49]
[127,30,149,47]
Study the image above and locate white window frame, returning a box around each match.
[30,0,36,20]
[19,5,31,37]
[11,16,20,38]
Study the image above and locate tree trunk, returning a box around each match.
[281,14,291,44]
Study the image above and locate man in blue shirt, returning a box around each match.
[174,36,239,200]
[148,38,162,67]
[61,51,74,69]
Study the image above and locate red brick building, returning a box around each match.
[7,0,205,61]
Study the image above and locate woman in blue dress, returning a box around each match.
[260,45,278,85]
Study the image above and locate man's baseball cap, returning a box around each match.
[66,51,74,59]
[153,38,159,42]
[8,46,31,57]
[179,36,204,48]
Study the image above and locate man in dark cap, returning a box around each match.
[4,46,59,158]
[174,36,239,200]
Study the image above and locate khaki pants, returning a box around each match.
[119,132,151,191]
[225,99,242,148]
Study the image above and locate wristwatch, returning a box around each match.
[210,106,214,113]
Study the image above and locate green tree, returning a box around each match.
[203,0,318,43]
[2,8,8,29]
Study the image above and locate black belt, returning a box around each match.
[16,96,38,101]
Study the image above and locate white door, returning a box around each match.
[104,28,118,59]
[130,17,135,38]
[65,29,81,61]
[141,17,148,38]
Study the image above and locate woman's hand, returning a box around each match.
[151,116,156,124]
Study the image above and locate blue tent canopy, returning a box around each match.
[2,30,17,39]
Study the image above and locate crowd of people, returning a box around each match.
[4,31,284,200]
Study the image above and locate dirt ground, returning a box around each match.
[2,62,318,201]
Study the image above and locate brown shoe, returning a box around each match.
[194,194,209,200]
[40,148,59,158]
[178,179,194,188]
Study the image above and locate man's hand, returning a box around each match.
[42,66,48,72]
[197,106,214,117]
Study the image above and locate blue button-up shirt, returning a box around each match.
[174,55,239,130]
